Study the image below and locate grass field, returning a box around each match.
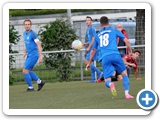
[9,78,145,109]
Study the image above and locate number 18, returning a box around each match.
[99,34,109,47]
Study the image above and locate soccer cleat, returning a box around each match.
[125,94,134,99]
[96,79,102,83]
[26,88,35,92]
[37,80,45,91]
[110,82,117,97]
[96,72,104,83]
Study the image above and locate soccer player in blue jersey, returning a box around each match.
[86,16,134,99]
[83,16,103,83]
[22,19,45,92]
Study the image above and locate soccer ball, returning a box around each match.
[71,40,83,51]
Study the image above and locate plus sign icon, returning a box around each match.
[136,89,158,110]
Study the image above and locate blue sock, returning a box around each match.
[122,75,130,90]
[23,73,32,87]
[90,63,101,75]
[105,80,111,88]
[90,67,96,80]
[29,71,39,82]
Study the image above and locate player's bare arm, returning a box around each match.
[36,41,43,63]
[123,38,132,54]
[83,42,89,47]
[86,36,94,52]
[122,58,136,67]
[23,47,26,58]
[135,68,142,80]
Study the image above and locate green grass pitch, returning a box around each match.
[9,78,145,109]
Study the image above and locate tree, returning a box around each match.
[38,18,78,82]
[9,23,21,85]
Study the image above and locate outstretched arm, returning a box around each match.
[134,68,142,80]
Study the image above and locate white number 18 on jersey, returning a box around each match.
[99,34,109,47]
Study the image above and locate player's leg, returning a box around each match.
[29,56,45,91]
[90,62,103,81]
[102,55,117,97]
[90,63,101,76]
[23,68,34,92]
[113,54,133,99]
[127,67,131,77]
[98,70,116,82]
[85,53,96,82]
[111,71,118,82]
[121,70,133,99]
[117,74,122,81]
[29,71,45,91]
[91,50,103,81]
[115,71,122,81]
[23,56,34,92]
[24,56,45,91]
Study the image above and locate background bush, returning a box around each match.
[9,23,21,85]
[9,9,108,17]
[38,18,78,82]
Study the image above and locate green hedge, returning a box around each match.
[9,9,108,17]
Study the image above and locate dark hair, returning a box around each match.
[100,16,109,26]
[86,16,92,21]
[23,19,32,25]
[133,50,141,56]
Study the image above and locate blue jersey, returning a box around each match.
[93,27,125,62]
[87,25,96,42]
[85,25,99,61]
[23,29,39,56]
[87,25,96,50]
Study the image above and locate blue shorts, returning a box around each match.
[24,55,38,70]
[85,50,98,61]
[102,54,126,79]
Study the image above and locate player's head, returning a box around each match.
[132,50,141,60]
[23,19,32,32]
[116,23,123,31]
[100,16,109,27]
[86,16,92,27]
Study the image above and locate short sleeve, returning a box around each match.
[31,30,38,40]
[90,27,96,37]
[122,55,131,61]
[92,35,98,49]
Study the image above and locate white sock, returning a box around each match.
[37,79,41,84]
[28,86,33,89]
[125,90,129,95]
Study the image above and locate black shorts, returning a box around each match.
[100,71,120,81]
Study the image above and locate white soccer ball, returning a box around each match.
[71,40,83,51]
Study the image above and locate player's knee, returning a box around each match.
[117,75,122,81]
[104,78,111,82]
[22,69,29,74]
[121,70,127,76]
